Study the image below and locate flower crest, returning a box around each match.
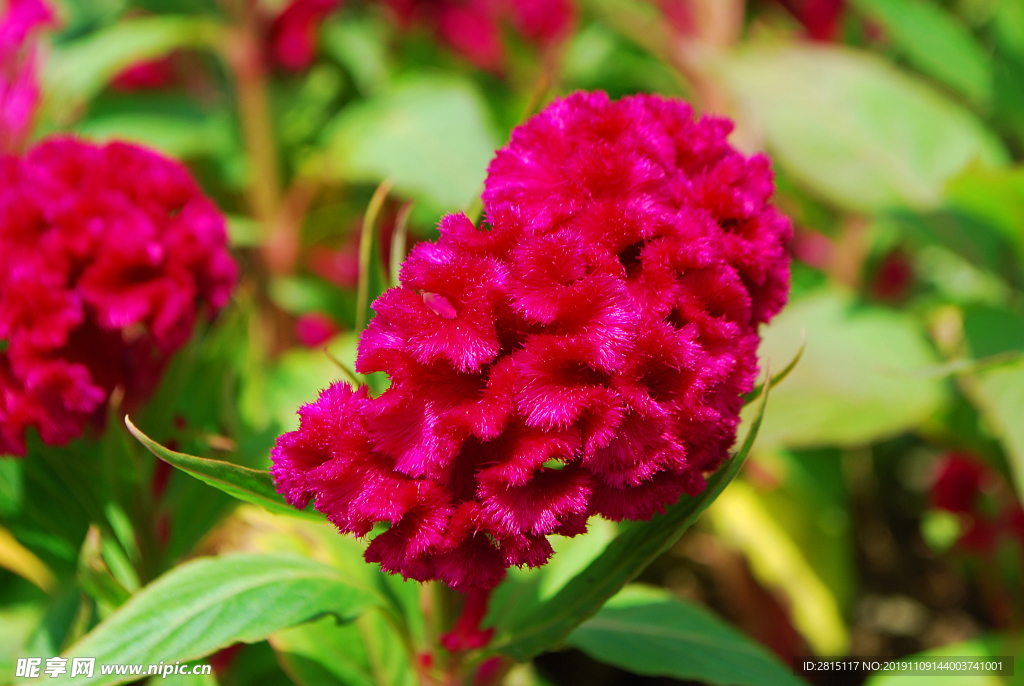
[0,138,237,455]
[272,92,792,589]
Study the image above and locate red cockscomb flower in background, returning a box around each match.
[295,312,339,347]
[930,452,1024,554]
[270,0,342,71]
[0,0,54,153]
[111,0,342,83]
[773,0,844,42]
[272,92,792,590]
[112,55,177,91]
[0,138,237,456]
[384,0,574,72]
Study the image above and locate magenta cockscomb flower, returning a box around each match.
[270,0,342,71]
[0,138,237,456]
[0,0,54,154]
[384,0,574,72]
[272,92,791,590]
[112,56,177,91]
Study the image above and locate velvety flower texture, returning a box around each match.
[0,138,237,455]
[272,92,791,589]
[0,0,54,153]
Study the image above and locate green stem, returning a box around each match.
[222,1,284,266]
[356,179,394,334]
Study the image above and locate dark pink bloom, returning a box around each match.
[929,452,1024,555]
[0,0,54,153]
[437,0,504,72]
[270,0,342,71]
[295,312,339,347]
[931,452,987,514]
[112,56,177,91]
[310,242,360,289]
[272,92,791,590]
[0,138,237,456]
[774,0,844,42]
[383,0,575,72]
[506,0,574,44]
[870,249,914,302]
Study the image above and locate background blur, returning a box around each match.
[3,0,1024,684]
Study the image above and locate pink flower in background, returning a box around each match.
[295,312,339,347]
[272,92,791,590]
[773,0,844,42]
[112,55,177,91]
[383,0,575,71]
[270,0,343,71]
[930,452,1024,554]
[0,0,55,153]
[0,138,237,456]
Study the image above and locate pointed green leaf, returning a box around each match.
[488,374,771,662]
[717,45,1005,213]
[124,418,320,521]
[38,553,375,686]
[847,0,992,106]
[272,618,377,686]
[965,359,1024,499]
[742,289,946,450]
[43,16,223,125]
[743,336,805,406]
[317,74,499,211]
[566,585,804,686]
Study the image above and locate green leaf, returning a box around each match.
[487,519,618,636]
[260,333,368,433]
[320,15,393,96]
[883,209,1021,288]
[742,289,946,450]
[566,585,804,686]
[0,524,56,593]
[272,617,376,686]
[964,360,1024,499]
[0,604,45,686]
[944,165,1024,262]
[124,418,321,522]
[488,373,771,662]
[847,0,992,106]
[743,336,804,406]
[74,112,235,161]
[317,74,499,211]
[717,45,1006,212]
[43,16,223,125]
[39,553,374,686]
[963,305,1024,359]
[230,506,424,649]
[708,480,849,655]
[4,438,99,571]
[753,449,855,611]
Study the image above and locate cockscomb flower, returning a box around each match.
[773,0,844,42]
[270,0,342,71]
[0,0,55,153]
[383,0,574,72]
[930,452,1024,554]
[0,138,237,456]
[272,91,791,590]
[112,55,177,91]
